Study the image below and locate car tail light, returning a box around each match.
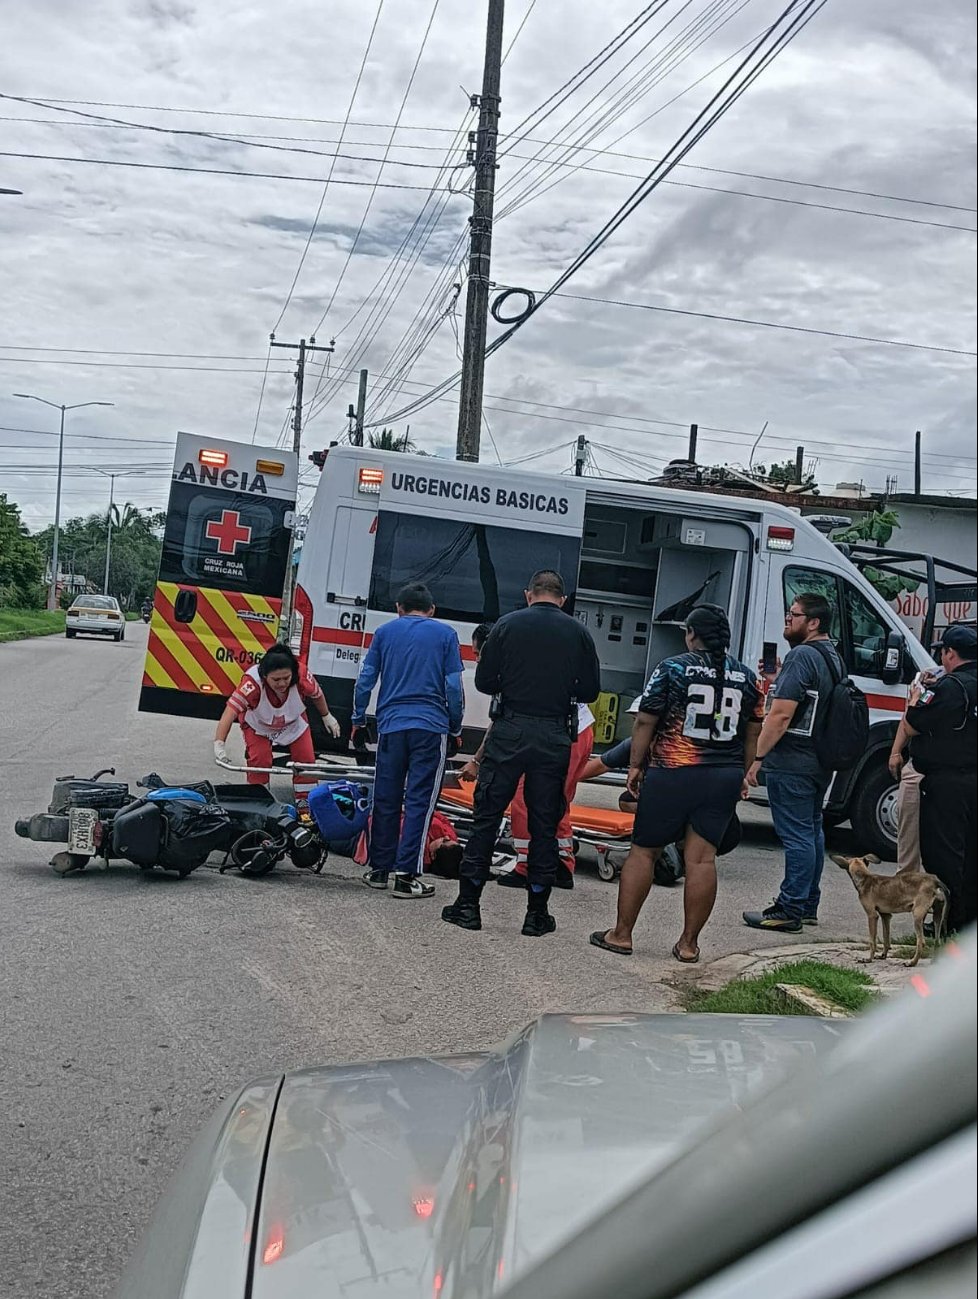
[358,466,384,494]
[262,1223,286,1265]
[766,525,795,551]
[107,611,120,620]
[292,583,313,661]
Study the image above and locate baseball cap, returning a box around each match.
[932,624,978,657]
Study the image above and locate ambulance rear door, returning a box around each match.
[139,433,298,720]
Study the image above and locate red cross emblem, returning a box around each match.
[205,509,252,556]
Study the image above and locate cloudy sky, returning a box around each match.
[1,0,975,531]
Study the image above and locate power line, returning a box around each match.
[7,112,970,215]
[0,93,441,171]
[4,351,974,466]
[309,0,444,338]
[546,289,978,356]
[270,0,386,334]
[368,0,832,428]
[0,150,455,190]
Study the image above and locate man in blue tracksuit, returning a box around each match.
[352,581,464,898]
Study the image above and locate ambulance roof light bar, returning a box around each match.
[199,448,229,468]
[358,466,384,494]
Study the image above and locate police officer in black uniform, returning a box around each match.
[442,570,601,938]
[905,623,977,934]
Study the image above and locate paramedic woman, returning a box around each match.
[213,644,340,806]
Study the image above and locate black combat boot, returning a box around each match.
[521,886,556,937]
[441,877,483,930]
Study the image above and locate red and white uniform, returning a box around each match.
[509,703,595,877]
[227,664,324,800]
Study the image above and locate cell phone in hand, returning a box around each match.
[762,642,779,676]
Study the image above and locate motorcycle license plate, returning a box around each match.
[68,807,98,855]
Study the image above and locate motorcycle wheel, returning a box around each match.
[231,830,283,877]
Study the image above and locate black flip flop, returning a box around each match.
[671,942,700,964]
[589,930,632,957]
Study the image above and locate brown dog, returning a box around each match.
[830,854,948,967]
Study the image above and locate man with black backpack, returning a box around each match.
[743,592,866,933]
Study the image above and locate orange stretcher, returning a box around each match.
[437,777,634,882]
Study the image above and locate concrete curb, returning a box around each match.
[688,940,936,1003]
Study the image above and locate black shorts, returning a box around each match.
[633,766,743,850]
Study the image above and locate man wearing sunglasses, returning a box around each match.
[743,592,842,932]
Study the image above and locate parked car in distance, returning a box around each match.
[65,594,126,641]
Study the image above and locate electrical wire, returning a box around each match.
[545,289,977,355]
[251,336,274,444]
[308,0,444,340]
[0,151,451,190]
[6,111,970,213]
[269,0,387,334]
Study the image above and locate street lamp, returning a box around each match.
[13,393,114,609]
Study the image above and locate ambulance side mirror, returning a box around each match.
[878,629,905,685]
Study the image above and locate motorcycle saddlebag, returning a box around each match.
[111,800,164,866]
[156,799,233,874]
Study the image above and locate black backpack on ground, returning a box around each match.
[808,640,869,772]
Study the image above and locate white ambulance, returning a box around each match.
[294,446,934,858]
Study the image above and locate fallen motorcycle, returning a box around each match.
[13,768,323,878]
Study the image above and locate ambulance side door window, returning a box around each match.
[841,580,892,679]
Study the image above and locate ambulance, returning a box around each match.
[139,432,298,721]
[292,446,948,859]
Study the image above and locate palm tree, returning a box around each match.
[367,427,417,453]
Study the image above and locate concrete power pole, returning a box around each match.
[455,0,505,463]
[353,368,368,447]
[270,336,334,632]
[270,337,334,457]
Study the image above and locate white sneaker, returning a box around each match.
[392,874,435,899]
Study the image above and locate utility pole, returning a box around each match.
[269,336,334,634]
[574,435,587,476]
[102,472,117,595]
[455,0,505,463]
[795,445,805,486]
[270,336,334,457]
[353,368,368,446]
[914,430,922,496]
[13,392,114,608]
[687,423,698,463]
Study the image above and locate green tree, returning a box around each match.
[832,509,920,601]
[367,427,417,453]
[0,494,46,607]
[34,505,165,609]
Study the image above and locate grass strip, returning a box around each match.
[686,959,877,1016]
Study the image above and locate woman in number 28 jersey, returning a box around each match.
[591,603,764,963]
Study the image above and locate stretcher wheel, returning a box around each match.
[596,857,617,883]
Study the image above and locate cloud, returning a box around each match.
[0,0,974,535]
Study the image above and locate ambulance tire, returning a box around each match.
[849,761,899,862]
[65,630,76,639]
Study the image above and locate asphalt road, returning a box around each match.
[1,624,870,1299]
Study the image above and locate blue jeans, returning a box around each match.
[766,771,829,920]
[369,729,447,876]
